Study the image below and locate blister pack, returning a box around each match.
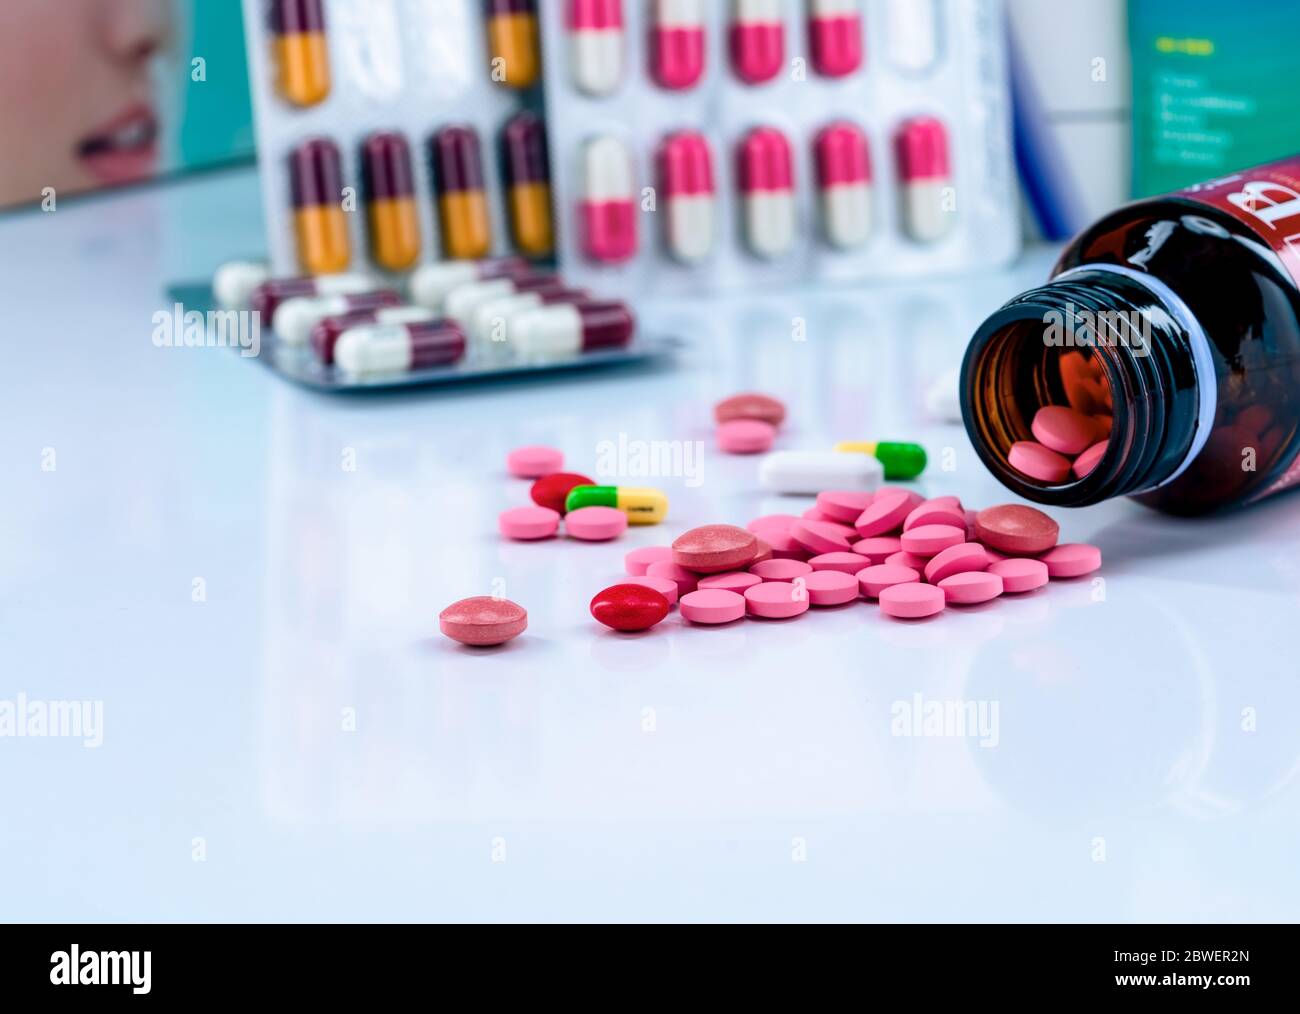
[241,0,553,279]
[537,0,1020,297]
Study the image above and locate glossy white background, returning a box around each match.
[2,170,1298,922]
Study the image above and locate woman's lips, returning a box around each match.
[77,104,160,186]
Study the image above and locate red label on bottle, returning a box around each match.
[1177,155,1300,499]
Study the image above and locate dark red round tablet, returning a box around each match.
[590,584,671,632]
[973,504,1060,556]
[714,392,787,427]
[672,524,760,574]
[530,472,595,514]
[440,597,528,646]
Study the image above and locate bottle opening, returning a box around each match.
[962,268,1205,507]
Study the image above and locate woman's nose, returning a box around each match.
[102,0,170,65]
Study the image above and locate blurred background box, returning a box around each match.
[1007,0,1131,239]
[1129,0,1300,195]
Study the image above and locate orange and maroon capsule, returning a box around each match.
[290,138,351,275]
[362,131,422,273]
[485,0,541,89]
[501,112,554,257]
[270,0,330,107]
[432,126,493,260]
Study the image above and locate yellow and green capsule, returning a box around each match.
[564,486,668,524]
[835,441,927,480]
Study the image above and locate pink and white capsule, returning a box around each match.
[652,0,706,90]
[815,122,872,249]
[582,136,638,264]
[512,301,636,359]
[738,127,796,258]
[659,131,715,263]
[570,0,624,96]
[809,0,863,77]
[730,0,785,85]
[896,116,953,243]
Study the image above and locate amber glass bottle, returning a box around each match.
[962,155,1300,515]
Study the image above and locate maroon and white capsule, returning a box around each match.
[512,301,635,359]
[271,289,402,345]
[334,319,467,376]
[311,305,436,365]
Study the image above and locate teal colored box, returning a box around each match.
[1131,0,1300,196]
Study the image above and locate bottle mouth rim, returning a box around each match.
[960,265,1214,507]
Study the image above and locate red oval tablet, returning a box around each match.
[591,583,672,631]
[531,472,596,513]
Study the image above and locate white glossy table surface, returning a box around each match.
[3,169,1299,923]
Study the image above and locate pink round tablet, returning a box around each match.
[744,581,810,619]
[507,445,563,478]
[923,542,989,584]
[879,582,945,620]
[899,524,966,558]
[1040,543,1102,578]
[802,569,860,606]
[808,552,870,575]
[857,563,920,599]
[801,507,836,522]
[750,558,813,582]
[904,499,966,532]
[566,505,628,541]
[680,588,747,624]
[751,539,774,565]
[939,571,1004,605]
[762,529,810,560]
[440,596,528,646]
[853,489,915,537]
[625,545,674,575]
[928,495,963,511]
[852,536,902,563]
[1008,440,1072,484]
[1073,440,1109,479]
[988,558,1050,593]
[646,560,700,596]
[717,418,777,454]
[622,574,680,606]
[498,505,561,541]
[1032,405,1096,456]
[698,570,763,594]
[885,551,930,570]
[790,520,854,555]
[747,514,799,534]
[815,490,875,522]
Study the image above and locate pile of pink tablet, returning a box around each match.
[602,491,1101,630]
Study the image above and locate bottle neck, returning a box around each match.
[961,265,1217,507]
